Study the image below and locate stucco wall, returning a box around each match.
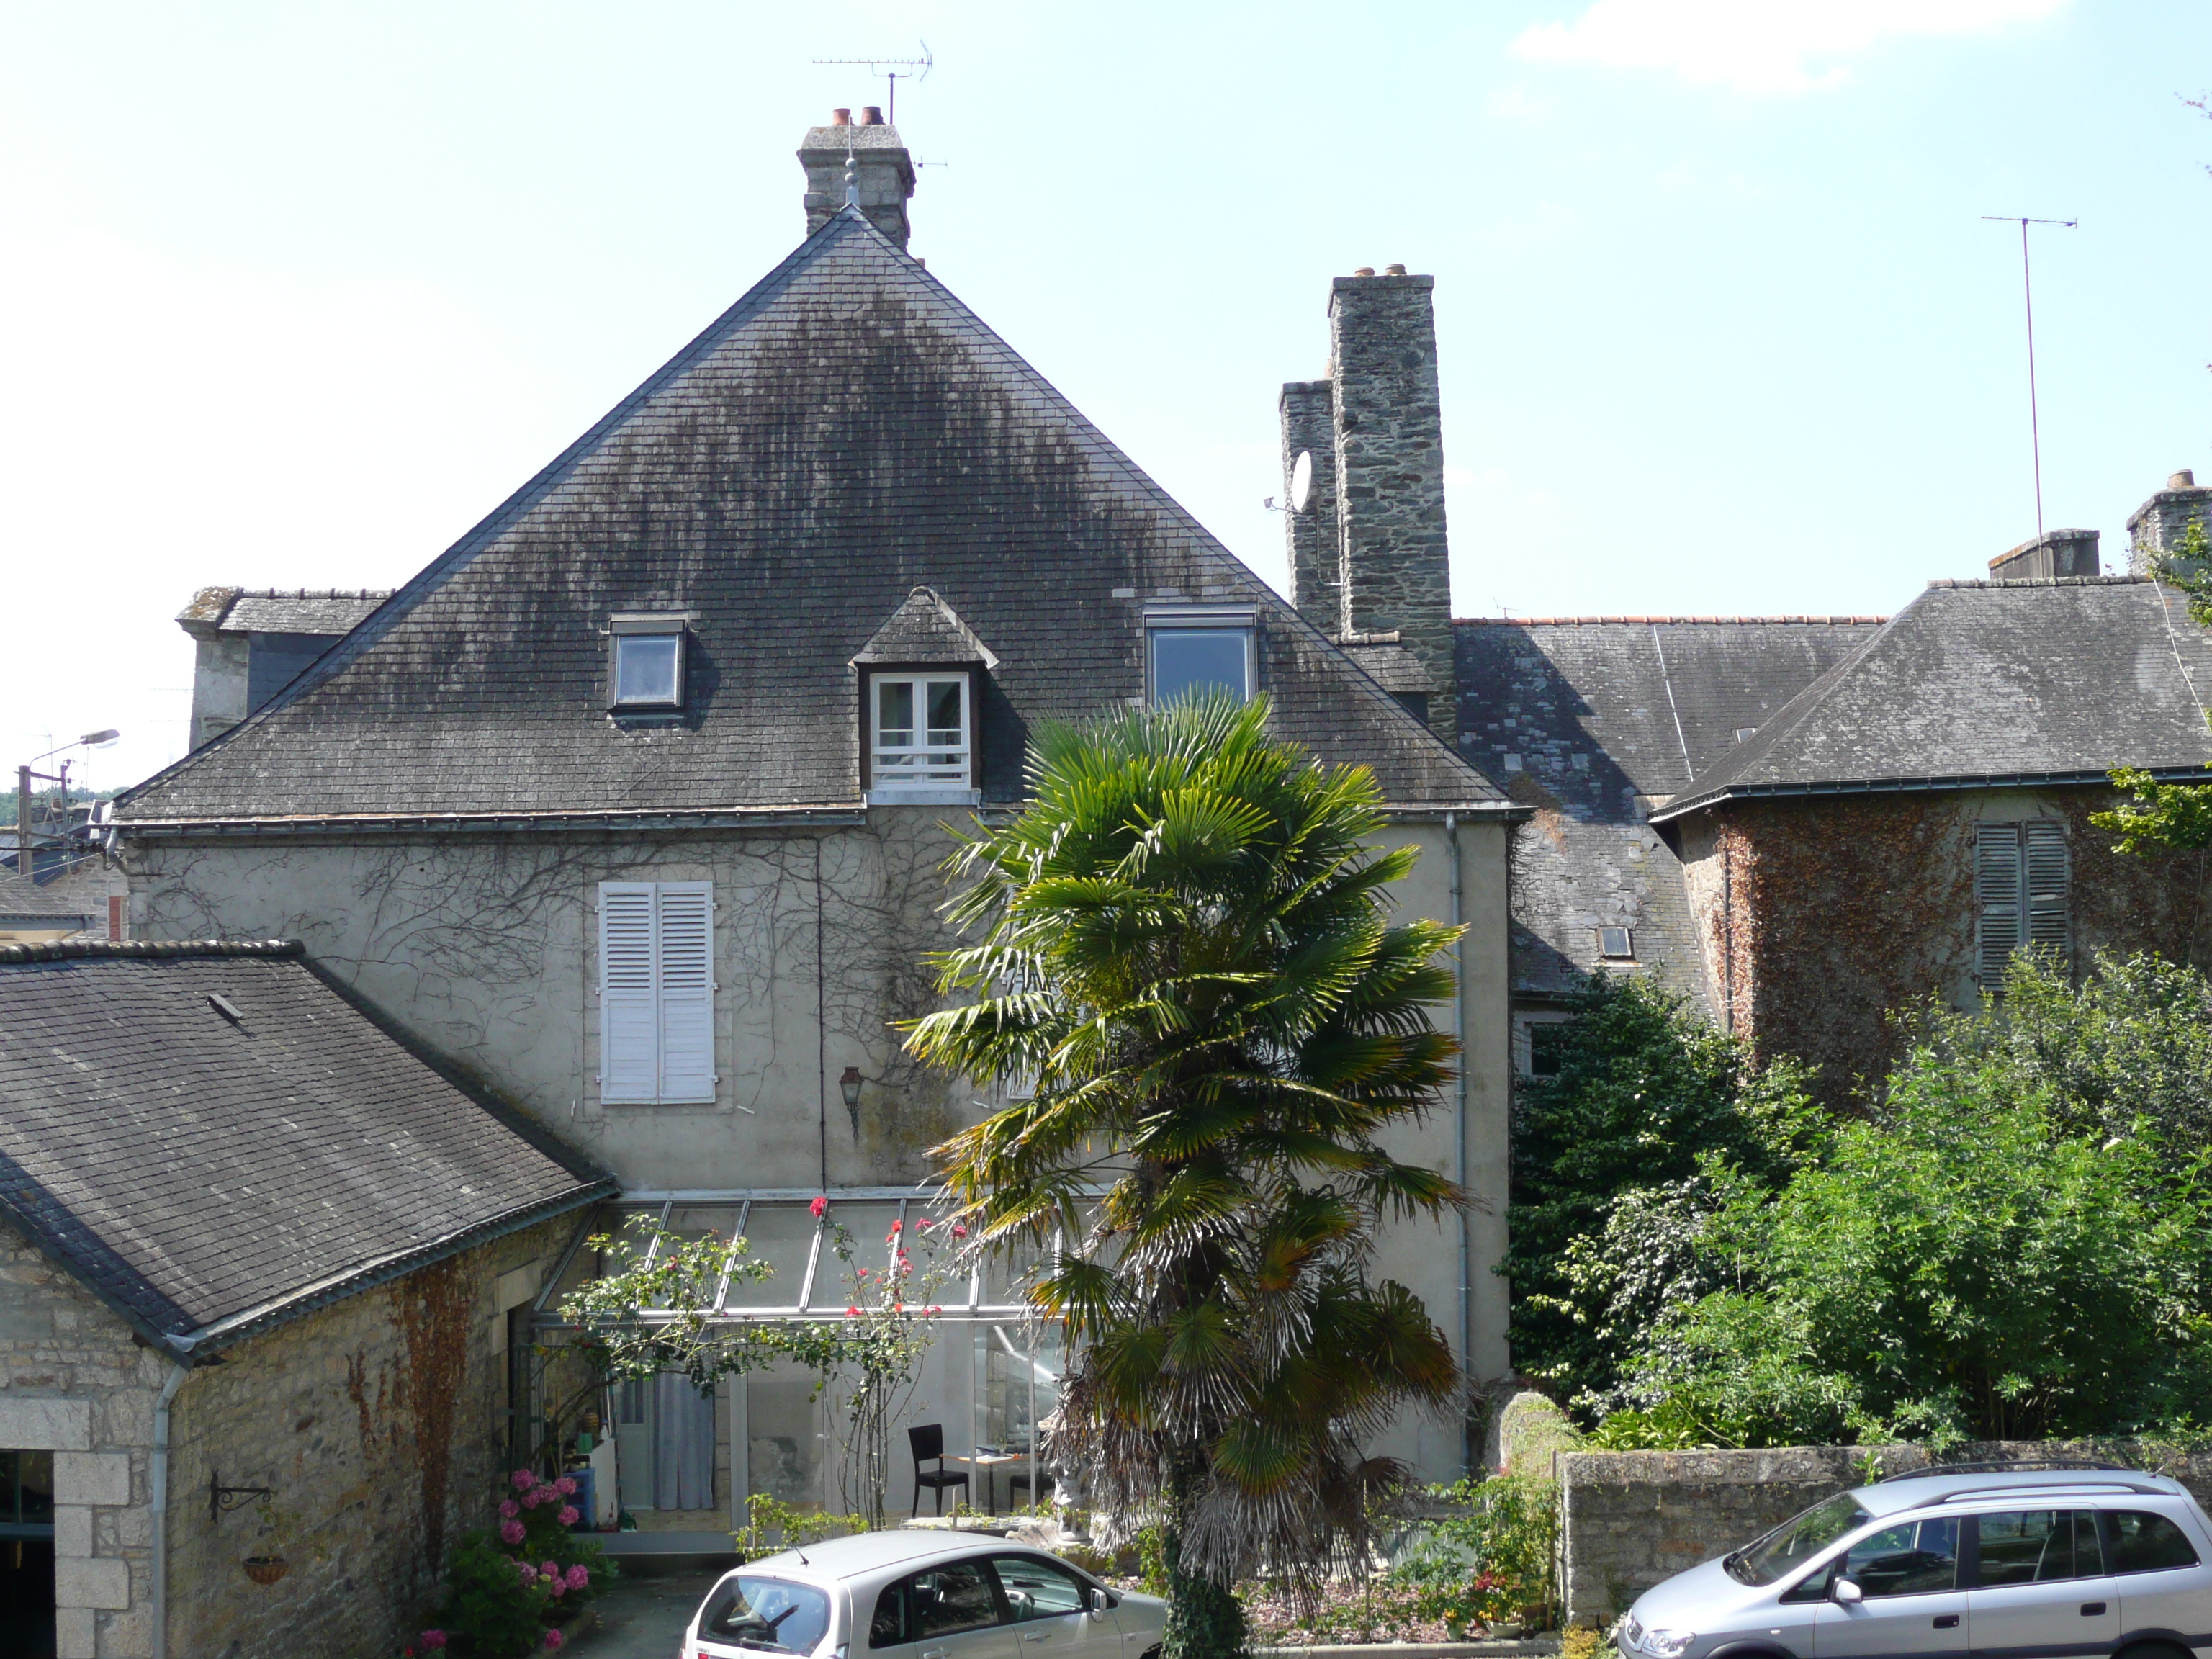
[1558,1442,2212,1628]
[1675,788,2212,1101]
[127,806,1518,1483]
[0,1213,576,1659]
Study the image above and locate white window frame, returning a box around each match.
[598,881,716,1105]
[867,671,974,800]
[1514,1011,1572,1079]
[1145,606,1256,706]
[608,614,688,712]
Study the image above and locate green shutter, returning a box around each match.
[2024,819,2070,966]
[1976,824,2023,986]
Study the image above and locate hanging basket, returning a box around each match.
[241,1555,289,1586]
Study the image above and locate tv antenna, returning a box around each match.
[812,41,932,125]
[1982,214,2078,547]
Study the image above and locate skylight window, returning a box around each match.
[1146,606,1255,706]
[608,615,688,711]
[871,673,970,791]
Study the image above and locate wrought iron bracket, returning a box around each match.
[210,1472,274,1523]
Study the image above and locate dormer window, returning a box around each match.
[610,614,687,711]
[1147,606,1255,706]
[871,673,970,791]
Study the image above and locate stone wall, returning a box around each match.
[1280,379,1342,631]
[0,1218,163,1659]
[1558,1442,2212,1628]
[0,1211,577,1659]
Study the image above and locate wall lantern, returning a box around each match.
[839,1065,863,1135]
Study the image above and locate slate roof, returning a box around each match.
[0,940,611,1357]
[176,588,390,637]
[0,871,99,927]
[119,208,1500,827]
[853,586,999,667]
[1653,577,2212,822]
[1455,615,1884,1003]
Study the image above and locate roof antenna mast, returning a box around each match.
[811,40,932,125]
[1982,214,2078,548]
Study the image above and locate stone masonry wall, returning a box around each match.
[1328,271,1455,745]
[0,1218,164,1659]
[0,1212,577,1659]
[1559,1442,2212,1628]
[1280,379,1341,631]
[163,1214,577,1659]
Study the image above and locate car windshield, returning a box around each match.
[700,1575,833,1655]
[1728,1495,1872,1586]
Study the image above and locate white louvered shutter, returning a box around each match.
[1975,826,2023,986]
[654,882,716,1103]
[2024,820,2070,966]
[599,883,660,1102]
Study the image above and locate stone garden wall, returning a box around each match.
[1557,1442,2212,1629]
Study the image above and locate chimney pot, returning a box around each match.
[1352,266,1376,278]
[831,107,852,126]
[1384,263,1408,276]
[859,105,883,125]
[2173,470,2198,490]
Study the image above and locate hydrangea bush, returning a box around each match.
[434,1470,612,1656]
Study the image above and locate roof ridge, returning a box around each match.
[1928,575,2146,589]
[1455,614,1889,626]
[0,938,302,965]
[232,588,392,600]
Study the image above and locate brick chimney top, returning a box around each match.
[2127,469,2212,575]
[1990,528,2099,580]
[798,114,917,249]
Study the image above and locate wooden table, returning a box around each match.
[946,1450,1028,1515]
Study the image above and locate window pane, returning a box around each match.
[906,1561,1002,1638]
[2074,1511,2104,1577]
[616,634,681,705]
[1839,1516,1958,1597]
[1741,1494,1869,1588]
[1527,1024,1568,1079]
[926,680,963,741]
[992,1555,1088,1620]
[870,1584,908,1649]
[1151,629,1249,705]
[724,1204,822,1308]
[2109,1511,2200,1574]
[808,1204,902,1310]
[878,680,915,744]
[701,1575,832,1655]
[1976,1511,2075,1585]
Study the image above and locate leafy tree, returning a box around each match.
[1506,974,1814,1411]
[2098,516,2212,853]
[907,695,1465,1659]
[1604,956,2212,1449]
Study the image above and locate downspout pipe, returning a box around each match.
[1447,811,1472,1479]
[150,1360,189,1659]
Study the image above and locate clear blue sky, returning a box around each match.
[5,0,2208,792]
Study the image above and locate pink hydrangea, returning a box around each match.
[557,1506,580,1527]
[547,1573,567,1599]
[500,1519,526,1546]
[809,1195,827,1218]
[499,1498,520,1519]
[554,1475,578,1496]
[544,1629,565,1650]
[511,1468,537,1491]
[542,1561,561,1579]
[518,1488,541,1509]
[565,1564,590,1591]
[419,1634,449,1652]
[517,1560,539,1588]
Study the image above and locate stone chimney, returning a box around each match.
[1988,528,2099,580]
[1280,380,1341,628]
[2128,470,2212,575]
[1326,269,1454,742]
[798,108,917,249]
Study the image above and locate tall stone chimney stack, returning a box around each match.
[1327,269,1454,742]
[1280,379,1341,627]
[2128,470,2212,575]
[798,107,917,249]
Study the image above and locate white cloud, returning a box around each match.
[1511,0,2067,94]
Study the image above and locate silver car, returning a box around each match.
[1618,1465,2212,1659]
[683,1529,1167,1659]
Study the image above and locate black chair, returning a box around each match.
[908,1423,969,1516]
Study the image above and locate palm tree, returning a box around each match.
[907,695,1465,1659]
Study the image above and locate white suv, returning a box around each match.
[683,1530,1167,1659]
[1617,1465,2212,1659]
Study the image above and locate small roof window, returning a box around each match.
[1598,926,1635,961]
[609,614,688,712]
[1146,606,1255,706]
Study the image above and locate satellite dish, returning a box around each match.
[1290,450,1315,513]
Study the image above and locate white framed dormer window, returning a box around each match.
[869,673,971,799]
[598,881,715,1104]
[609,614,688,711]
[1146,606,1256,706]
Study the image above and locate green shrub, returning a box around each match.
[434,1470,611,1657]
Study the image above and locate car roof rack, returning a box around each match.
[1874,1460,2136,1483]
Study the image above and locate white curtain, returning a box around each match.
[653,1374,716,1511]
